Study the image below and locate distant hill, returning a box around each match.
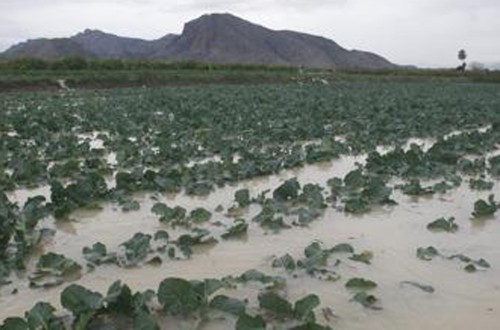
[1,13,397,69]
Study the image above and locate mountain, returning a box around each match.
[71,29,177,59]
[1,13,397,69]
[2,38,94,59]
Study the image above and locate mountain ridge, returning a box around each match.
[1,13,397,69]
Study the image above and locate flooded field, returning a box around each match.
[2,152,499,329]
[1,81,500,329]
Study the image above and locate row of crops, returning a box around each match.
[1,80,500,329]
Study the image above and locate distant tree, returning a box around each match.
[457,49,467,72]
[458,49,467,62]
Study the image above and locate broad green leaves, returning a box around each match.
[472,195,498,218]
[26,302,63,330]
[236,314,266,330]
[258,292,293,317]
[119,233,152,267]
[209,295,246,316]
[416,246,439,261]
[83,242,117,265]
[294,294,320,323]
[30,253,81,288]
[157,278,204,315]
[235,189,251,207]
[61,284,103,329]
[345,278,377,290]
[427,217,458,232]
[273,178,301,201]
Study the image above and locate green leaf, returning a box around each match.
[398,179,433,196]
[0,318,28,330]
[35,252,81,276]
[298,242,330,273]
[348,251,373,264]
[464,264,477,273]
[258,292,293,317]
[151,203,186,223]
[272,254,296,272]
[273,178,301,201]
[121,200,140,212]
[61,284,103,327]
[294,294,320,323]
[472,194,497,218]
[132,290,156,314]
[330,243,354,254]
[25,302,59,330]
[469,178,494,191]
[82,242,116,265]
[120,233,152,267]
[21,195,49,230]
[351,292,382,310]
[235,189,251,207]
[294,207,321,225]
[157,278,202,315]
[209,295,246,316]
[345,278,377,290]
[189,208,212,223]
[235,313,266,330]
[343,196,369,213]
[290,323,332,330]
[154,230,169,242]
[105,280,134,314]
[427,217,458,232]
[221,218,248,239]
[237,269,283,285]
[176,228,217,257]
[416,246,439,261]
[344,169,365,189]
[133,310,159,330]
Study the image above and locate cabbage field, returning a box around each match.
[1,80,500,329]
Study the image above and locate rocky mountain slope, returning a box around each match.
[1,13,397,69]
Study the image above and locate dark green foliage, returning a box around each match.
[35,252,81,275]
[60,284,103,328]
[427,217,459,232]
[151,203,187,224]
[351,292,382,310]
[236,313,266,330]
[258,292,293,317]
[209,295,246,316]
[221,218,248,239]
[469,178,494,191]
[104,281,135,315]
[345,278,377,290]
[157,278,202,315]
[272,254,296,272]
[190,208,212,223]
[472,195,497,217]
[416,246,440,261]
[0,318,28,330]
[82,242,116,265]
[0,193,18,257]
[349,251,373,264]
[235,189,251,207]
[273,178,301,201]
[294,294,320,323]
[119,233,152,267]
[25,302,63,330]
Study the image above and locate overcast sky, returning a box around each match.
[1,0,499,67]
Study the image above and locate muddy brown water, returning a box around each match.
[2,152,500,329]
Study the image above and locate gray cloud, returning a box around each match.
[1,0,499,67]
